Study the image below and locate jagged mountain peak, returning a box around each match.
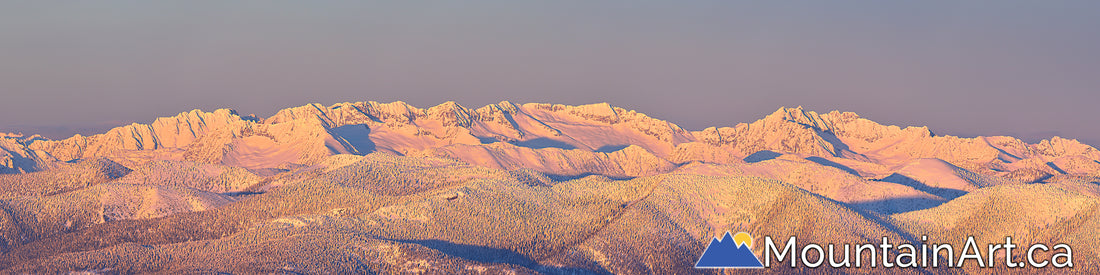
[22,108,251,162]
[6,101,1100,274]
[763,106,831,130]
[1036,136,1098,156]
[1,102,1097,182]
[425,101,475,128]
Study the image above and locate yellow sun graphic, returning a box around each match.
[733,232,753,248]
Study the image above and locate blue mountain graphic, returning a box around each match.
[695,232,764,268]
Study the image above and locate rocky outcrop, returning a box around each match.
[0,134,54,173]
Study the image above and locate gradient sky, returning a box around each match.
[2,1,1099,145]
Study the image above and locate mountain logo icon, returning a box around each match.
[695,231,765,269]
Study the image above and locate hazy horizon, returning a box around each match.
[3,1,1099,146]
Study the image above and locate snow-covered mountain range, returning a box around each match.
[1,102,1098,273]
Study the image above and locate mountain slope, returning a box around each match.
[6,102,1097,182]
[1,101,1099,273]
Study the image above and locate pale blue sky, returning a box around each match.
[2,1,1098,145]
